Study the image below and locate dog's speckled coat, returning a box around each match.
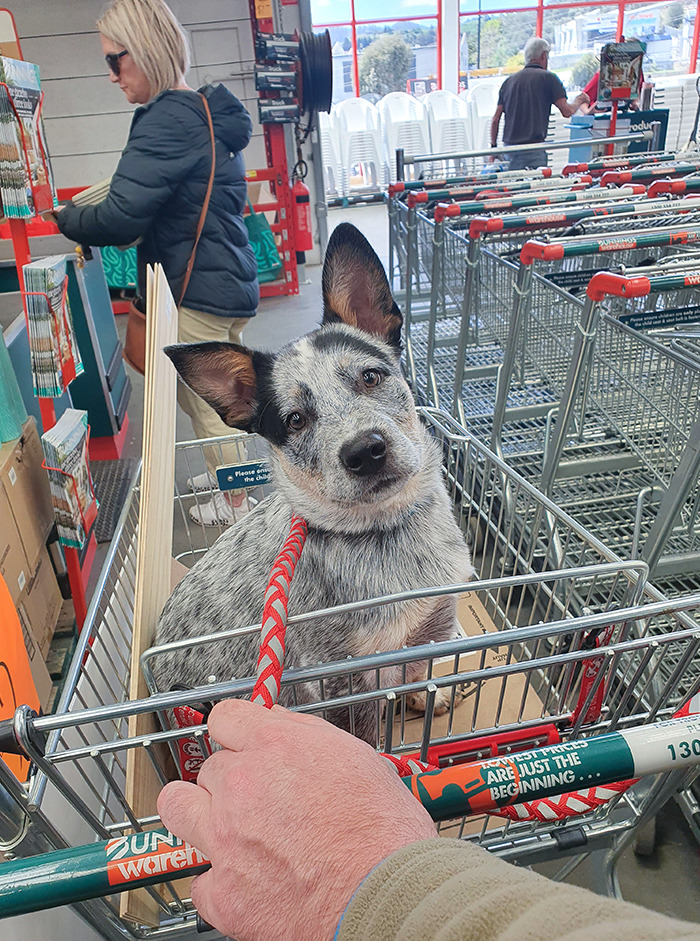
[154,224,474,742]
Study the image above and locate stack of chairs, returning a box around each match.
[332,96,387,195]
[377,92,431,182]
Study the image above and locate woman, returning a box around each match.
[55,0,259,526]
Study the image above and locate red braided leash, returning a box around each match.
[252,516,308,707]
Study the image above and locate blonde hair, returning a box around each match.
[97,0,190,98]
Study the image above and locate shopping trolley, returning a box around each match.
[481,216,700,462]
[387,168,558,290]
[397,186,644,399]
[1,410,700,938]
[450,197,700,432]
[405,192,699,426]
[531,265,700,599]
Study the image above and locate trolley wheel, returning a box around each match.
[633,816,657,857]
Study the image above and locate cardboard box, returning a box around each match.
[0,417,55,570]
[393,591,545,753]
[15,546,62,658]
[0,482,30,601]
[16,603,54,711]
[391,592,547,836]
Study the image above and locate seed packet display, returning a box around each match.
[41,408,96,549]
[0,56,57,218]
[23,255,83,397]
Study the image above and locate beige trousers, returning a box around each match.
[177,305,251,478]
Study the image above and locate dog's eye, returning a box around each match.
[286,412,306,431]
[362,369,383,388]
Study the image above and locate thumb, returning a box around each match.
[206,697,282,751]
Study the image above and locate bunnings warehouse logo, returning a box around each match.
[106,831,209,886]
[599,238,636,251]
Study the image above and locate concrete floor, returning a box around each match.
[73,202,700,929]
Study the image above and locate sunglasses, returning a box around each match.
[105,49,129,77]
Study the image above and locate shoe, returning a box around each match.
[231,495,258,519]
[186,470,217,493]
[189,491,234,527]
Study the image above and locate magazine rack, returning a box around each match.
[20,278,79,395]
[0,23,95,631]
[41,427,98,629]
[0,81,54,218]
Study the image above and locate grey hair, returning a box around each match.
[524,37,550,63]
[97,0,190,99]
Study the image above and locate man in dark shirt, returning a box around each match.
[490,37,589,171]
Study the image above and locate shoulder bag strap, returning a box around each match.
[178,92,216,306]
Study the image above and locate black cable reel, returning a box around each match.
[298,30,332,117]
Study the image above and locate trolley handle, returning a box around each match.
[602,162,700,187]
[586,271,652,301]
[469,194,659,241]
[563,153,676,177]
[647,179,689,198]
[521,225,700,265]
[441,186,649,222]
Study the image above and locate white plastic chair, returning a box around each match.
[318,110,342,197]
[377,92,430,182]
[423,89,473,175]
[467,79,503,119]
[467,78,505,160]
[652,79,683,151]
[332,97,387,193]
[677,74,700,152]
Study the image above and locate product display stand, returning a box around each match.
[1,26,96,630]
[41,435,98,630]
[248,0,299,297]
[18,268,96,629]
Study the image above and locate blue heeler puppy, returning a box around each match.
[155,223,475,742]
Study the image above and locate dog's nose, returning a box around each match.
[340,431,387,477]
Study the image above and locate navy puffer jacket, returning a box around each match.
[57,84,259,318]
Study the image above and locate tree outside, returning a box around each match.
[460,12,536,70]
[571,51,599,89]
[661,1,685,29]
[359,33,413,96]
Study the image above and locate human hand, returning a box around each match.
[576,91,590,106]
[157,699,437,941]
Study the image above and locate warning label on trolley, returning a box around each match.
[216,460,271,490]
[544,268,601,292]
[106,831,209,886]
[620,304,700,330]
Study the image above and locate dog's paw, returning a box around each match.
[407,684,466,716]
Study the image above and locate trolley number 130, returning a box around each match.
[667,739,700,761]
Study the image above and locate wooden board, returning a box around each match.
[120,265,179,925]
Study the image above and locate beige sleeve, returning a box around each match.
[336,838,700,941]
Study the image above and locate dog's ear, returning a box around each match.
[321,223,402,353]
[164,342,265,430]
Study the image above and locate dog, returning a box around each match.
[154,223,475,743]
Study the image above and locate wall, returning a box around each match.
[13,0,265,189]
